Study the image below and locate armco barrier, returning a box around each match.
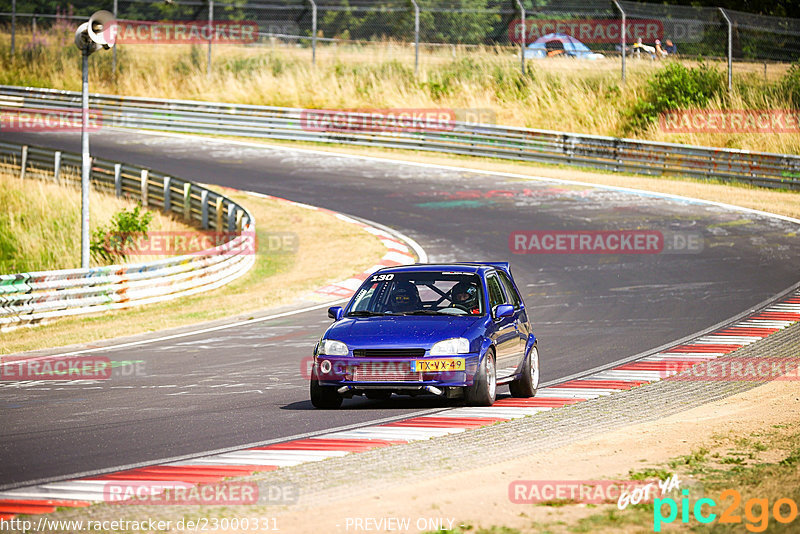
[0,141,255,330]
[1,85,799,190]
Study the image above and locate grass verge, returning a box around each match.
[490,419,800,533]
[0,184,388,355]
[0,166,190,273]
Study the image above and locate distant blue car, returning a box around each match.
[524,32,605,60]
[310,263,540,408]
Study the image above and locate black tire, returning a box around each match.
[465,349,496,407]
[310,376,343,409]
[509,345,539,398]
[365,390,392,401]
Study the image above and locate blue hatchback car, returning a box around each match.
[310,263,540,408]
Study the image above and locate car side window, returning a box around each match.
[486,274,505,309]
[497,271,522,307]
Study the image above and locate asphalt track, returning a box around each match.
[2,129,799,489]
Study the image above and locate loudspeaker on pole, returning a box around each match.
[75,10,116,53]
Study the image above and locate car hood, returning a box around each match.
[325,315,485,349]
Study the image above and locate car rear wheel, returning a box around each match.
[310,376,343,409]
[466,349,496,406]
[509,345,539,398]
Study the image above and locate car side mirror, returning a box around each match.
[493,304,514,319]
[328,306,344,321]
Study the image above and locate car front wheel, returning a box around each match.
[466,349,496,406]
[310,376,343,409]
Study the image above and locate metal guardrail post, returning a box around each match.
[227,204,236,232]
[163,176,172,212]
[207,0,214,78]
[215,197,224,230]
[201,189,209,229]
[515,0,525,75]
[114,163,122,197]
[140,169,149,207]
[19,145,27,180]
[183,183,192,222]
[613,0,626,84]
[309,0,317,67]
[411,0,420,76]
[719,8,733,92]
[53,151,61,181]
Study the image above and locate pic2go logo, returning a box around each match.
[654,489,799,532]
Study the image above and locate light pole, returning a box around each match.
[74,11,115,268]
[309,0,317,66]
[10,0,15,57]
[411,0,419,77]
[515,0,525,75]
[719,8,733,92]
[112,0,118,76]
[207,0,214,77]
[612,0,626,84]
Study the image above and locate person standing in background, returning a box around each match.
[655,39,666,58]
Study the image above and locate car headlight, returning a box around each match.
[430,338,470,356]
[319,339,349,356]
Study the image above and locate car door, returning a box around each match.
[497,269,529,374]
[486,272,518,379]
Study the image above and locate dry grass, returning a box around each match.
[0,165,188,273]
[1,30,797,154]
[0,186,388,355]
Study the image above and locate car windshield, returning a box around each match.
[347,272,484,316]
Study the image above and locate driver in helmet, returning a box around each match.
[451,281,480,314]
[388,281,420,313]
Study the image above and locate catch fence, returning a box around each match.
[2,1,799,81]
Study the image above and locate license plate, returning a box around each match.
[412,358,465,372]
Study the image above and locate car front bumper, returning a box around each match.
[315,354,480,388]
